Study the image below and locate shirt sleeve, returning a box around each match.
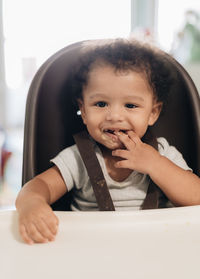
[50,145,87,191]
[157,137,192,171]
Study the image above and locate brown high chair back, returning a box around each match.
[22,40,200,210]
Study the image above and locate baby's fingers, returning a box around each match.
[35,218,57,242]
[116,131,136,150]
[114,159,131,169]
[19,224,34,245]
[20,223,48,244]
[112,149,129,159]
[44,213,59,235]
[28,222,51,243]
[127,131,141,144]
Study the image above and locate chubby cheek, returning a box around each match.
[132,119,150,138]
[82,116,100,136]
[83,109,103,127]
[138,128,148,139]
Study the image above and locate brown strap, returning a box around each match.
[141,181,159,209]
[142,129,159,210]
[73,130,115,211]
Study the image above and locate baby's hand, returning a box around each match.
[18,198,59,245]
[112,131,160,174]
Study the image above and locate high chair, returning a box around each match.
[22,40,200,210]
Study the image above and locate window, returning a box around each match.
[157,0,200,52]
[3,0,131,89]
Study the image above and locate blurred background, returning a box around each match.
[0,0,200,210]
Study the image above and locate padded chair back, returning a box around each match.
[22,41,200,210]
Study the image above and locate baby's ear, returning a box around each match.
[77,98,83,108]
[148,102,163,126]
[77,99,86,124]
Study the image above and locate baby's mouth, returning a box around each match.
[102,129,129,143]
[104,129,128,141]
[104,129,128,135]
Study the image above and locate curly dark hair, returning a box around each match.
[69,39,175,112]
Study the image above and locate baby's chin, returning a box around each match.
[100,135,124,150]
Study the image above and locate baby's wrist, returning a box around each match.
[146,151,163,176]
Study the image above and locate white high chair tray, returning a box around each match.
[1,206,200,279]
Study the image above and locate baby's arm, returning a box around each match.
[15,166,67,244]
[112,131,200,206]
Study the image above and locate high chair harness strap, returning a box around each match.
[141,131,160,210]
[73,130,159,211]
[73,131,115,211]
[141,181,159,209]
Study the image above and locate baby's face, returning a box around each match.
[79,65,162,150]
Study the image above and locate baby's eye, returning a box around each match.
[95,101,107,107]
[125,103,137,109]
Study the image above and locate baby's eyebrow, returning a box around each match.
[125,95,145,102]
[88,93,145,103]
[88,93,107,100]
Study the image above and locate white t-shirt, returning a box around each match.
[51,137,192,211]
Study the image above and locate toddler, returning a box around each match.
[15,39,200,244]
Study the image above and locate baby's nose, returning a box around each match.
[106,106,124,121]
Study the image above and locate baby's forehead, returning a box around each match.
[88,62,149,84]
[86,63,157,100]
